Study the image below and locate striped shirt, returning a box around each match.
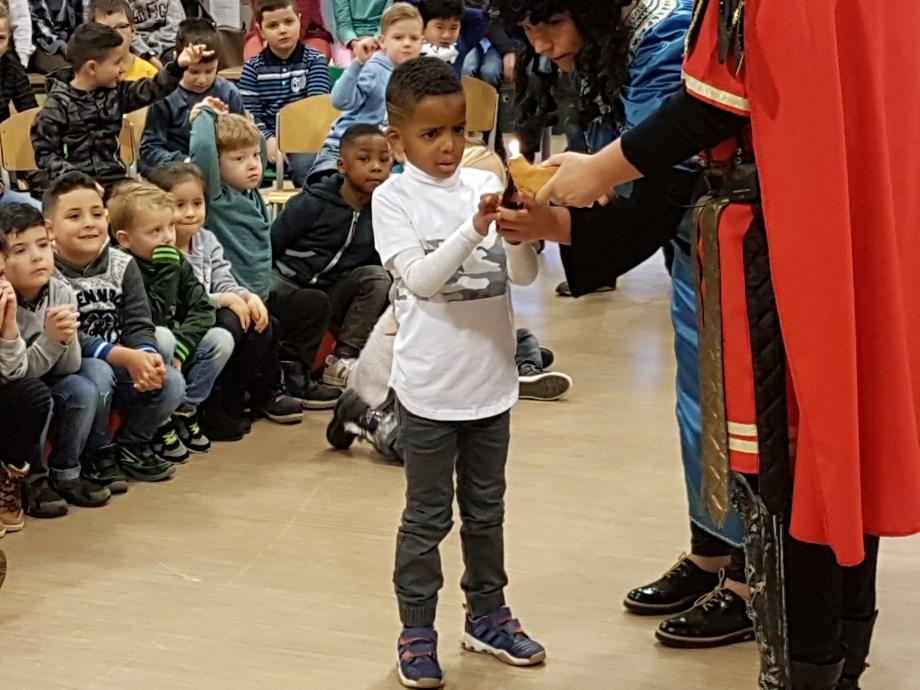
[238,43,331,139]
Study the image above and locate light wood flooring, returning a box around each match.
[2,251,918,689]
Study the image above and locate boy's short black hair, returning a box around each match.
[255,0,298,24]
[42,171,104,214]
[0,204,46,250]
[147,161,209,197]
[176,17,220,60]
[88,0,134,23]
[341,124,387,151]
[386,57,463,124]
[419,0,465,25]
[66,23,125,72]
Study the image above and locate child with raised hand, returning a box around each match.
[308,2,423,182]
[0,202,112,513]
[147,162,277,441]
[109,180,232,459]
[372,57,544,688]
[30,23,214,196]
[48,172,184,487]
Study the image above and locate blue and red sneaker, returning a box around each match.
[462,606,546,666]
[397,627,444,688]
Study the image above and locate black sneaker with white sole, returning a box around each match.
[173,408,211,453]
[52,477,111,508]
[82,449,128,494]
[302,381,342,410]
[518,366,572,401]
[260,393,304,424]
[118,445,176,482]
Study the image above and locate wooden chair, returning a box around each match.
[462,76,499,150]
[119,107,149,174]
[0,107,40,190]
[267,94,341,214]
[216,25,246,70]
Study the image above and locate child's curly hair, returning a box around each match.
[493,0,633,133]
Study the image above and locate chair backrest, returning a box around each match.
[0,107,40,173]
[462,76,499,135]
[119,107,149,168]
[277,95,341,155]
[216,25,246,70]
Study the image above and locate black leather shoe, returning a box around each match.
[790,659,844,689]
[624,555,721,615]
[838,610,877,689]
[654,587,755,648]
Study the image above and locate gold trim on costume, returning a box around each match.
[682,71,751,112]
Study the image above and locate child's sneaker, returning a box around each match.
[22,475,69,518]
[118,444,176,482]
[0,463,27,533]
[82,448,129,494]
[326,389,370,450]
[260,391,304,424]
[51,477,111,508]
[539,346,555,370]
[397,627,444,688]
[173,406,211,453]
[518,366,572,402]
[322,355,357,388]
[462,606,546,666]
[153,420,190,463]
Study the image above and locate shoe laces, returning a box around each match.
[691,570,734,612]
[660,552,692,580]
[161,428,180,446]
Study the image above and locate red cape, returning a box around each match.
[689,0,920,565]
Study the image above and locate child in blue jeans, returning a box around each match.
[48,172,185,490]
[0,203,112,512]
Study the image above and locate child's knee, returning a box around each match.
[155,327,177,360]
[79,358,116,394]
[54,374,100,412]
[159,366,187,409]
[200,327,236,363]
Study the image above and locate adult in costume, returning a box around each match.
[496,0,753,648]
[506,1,920,687]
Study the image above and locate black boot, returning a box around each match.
[837,610,877,689]
[790,659,844,689]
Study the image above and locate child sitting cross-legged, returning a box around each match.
[48,172,185,488]
[109,180,233,460]
[148,162,277,441]
[271,123,392,388]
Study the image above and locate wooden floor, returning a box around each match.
[2,252,918,689]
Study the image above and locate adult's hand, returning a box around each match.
[536,140,641,208]
[497,195,572,245]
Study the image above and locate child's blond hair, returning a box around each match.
[107,180,176,234]
[216,114,263,154]
[380,2,423,34]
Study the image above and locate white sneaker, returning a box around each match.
[323,355,357,388]
[518,370,573,401]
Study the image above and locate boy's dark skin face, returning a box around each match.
[387,91,467,179]
[338,134,393,209]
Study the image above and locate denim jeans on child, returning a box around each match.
[461,43,504,89]
[393,399,510,628]
[78,357,185,451]
[155,327,235,407]
[43,374,100,481]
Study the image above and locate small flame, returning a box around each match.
[507,137,521,159]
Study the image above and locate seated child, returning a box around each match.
[30,23,212,196]
[372,57,544,687]
[188,98,331,416]
[48,172,185,486]
[141,18,245,176]
[148,162,277,440]
[0,5,40,211]
[418,0,487,76]
[88,0,159,81]
[1,202,112,512]
[329,0,392,68]
[109,180,233,459]
[244,0,334,61]
[5,0,33,68]
[126,0,185,67]
[308,2,423,182]
[272,123,392,388]
[27,0,81,73]
[239,0,331,188]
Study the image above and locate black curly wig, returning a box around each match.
[493,0,633,136]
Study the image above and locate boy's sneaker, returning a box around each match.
[303,381,342,410]
[118,444,176,482]
[322,355,357,388]
[22,476,69,518]
[260,392,304,424]
[82,449,129,494]
[51,477,111,508]
[397,627,444,688]
[539,346,555,370]
[153,420,190,464]
[326,389,370,450]
[173,407,211,453]
[462,607,546,667]
[0,463,27,533]
[518,365,572,402]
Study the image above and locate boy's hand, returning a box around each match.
[354,36,379,63]
[45,305,80,344]
[266,136,285,165]
[245,294,269,333]
[0,280,20,341]
[125,350,166,392]
[225,293,251,330]
[150,56,164,70]
[189,97,228,122]
[178,43,216,68]
[473,193,501,236]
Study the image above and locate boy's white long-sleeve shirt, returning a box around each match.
[373,163,538,421]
